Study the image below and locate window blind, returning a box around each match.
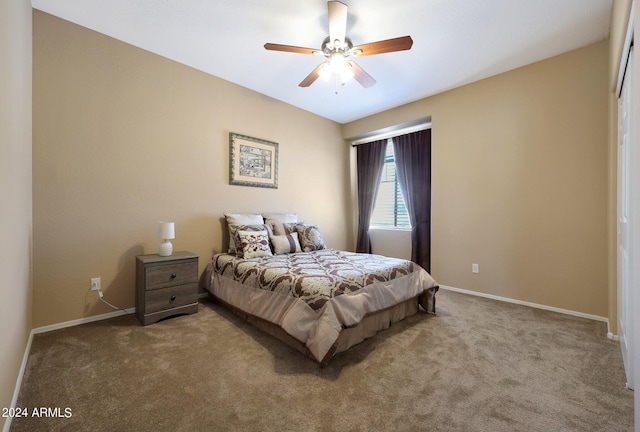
[370,140,411,228]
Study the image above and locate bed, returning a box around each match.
[203,213,439,366]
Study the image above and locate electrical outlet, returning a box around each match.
[90,277,101,291]
[472,264,479,274]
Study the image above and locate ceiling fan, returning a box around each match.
[264,1,413,90]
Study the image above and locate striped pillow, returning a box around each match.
[270,232,302,255]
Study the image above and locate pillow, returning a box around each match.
[261,213,298,223]
[224,213,263,253]
[271,232,302,255]
[263,213,298,236]
[237,230,272,259]
[295,224,327,252]
[229,224,271,257]
[269,222,299,236]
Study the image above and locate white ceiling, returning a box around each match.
[31,0,613,124]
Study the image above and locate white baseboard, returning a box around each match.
[439,285,618,339]
[34,293,207,335]
[32,307,135,335]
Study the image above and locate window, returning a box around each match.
[370,139,411,228]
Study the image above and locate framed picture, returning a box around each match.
[229,132,278,189]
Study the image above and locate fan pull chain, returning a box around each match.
[334,74,347,94]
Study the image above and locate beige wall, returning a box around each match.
[344,41,610,318]
[0,0,33,429]
[33,11,351,328]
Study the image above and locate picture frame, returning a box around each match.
[229,132,279,189]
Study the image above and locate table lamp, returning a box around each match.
[158,222,175,257]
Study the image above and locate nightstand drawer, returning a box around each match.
[136,251,199,326]
[145,261,198,291]
[145,283,198,313]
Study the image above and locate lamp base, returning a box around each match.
[159,240,173,257]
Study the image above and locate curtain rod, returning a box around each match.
[350,120,431,147]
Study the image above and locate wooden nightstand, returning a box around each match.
[135,251,199,325]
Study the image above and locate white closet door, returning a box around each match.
[618,47,634,391]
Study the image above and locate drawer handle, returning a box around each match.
[170,273,177,280]
[170,295,176,301]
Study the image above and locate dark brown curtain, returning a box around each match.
[355,139,387,253]
[393,129,432,271]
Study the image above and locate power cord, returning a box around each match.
[97,288,133,315]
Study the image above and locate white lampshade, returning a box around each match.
[158,222,175,257]
[158,222,175,240]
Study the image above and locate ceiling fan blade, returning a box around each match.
[264,43,318,55]
[328,1,347,45]
[299,63,326,87]
[352,36,413,57]
[348,61,376,88]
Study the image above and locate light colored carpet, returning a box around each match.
[11,290,634,431]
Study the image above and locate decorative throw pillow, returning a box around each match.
[238,230,272,259]
[263,212,298,237]
[295,224,327,252]
[269,222,299,236]
[224,213,263,254]
[229,224,271,257]
[270,232,302,255]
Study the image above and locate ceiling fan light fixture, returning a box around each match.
[340,62,354,83]
[317,53,354,84]
[328,52,347,72]
[318,58,353,84]
[318,62,333,80]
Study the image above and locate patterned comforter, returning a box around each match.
[211,249,417,311]
[208,249,439,364]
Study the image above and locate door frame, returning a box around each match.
[618,45,634,391]
[616,0,636,394]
